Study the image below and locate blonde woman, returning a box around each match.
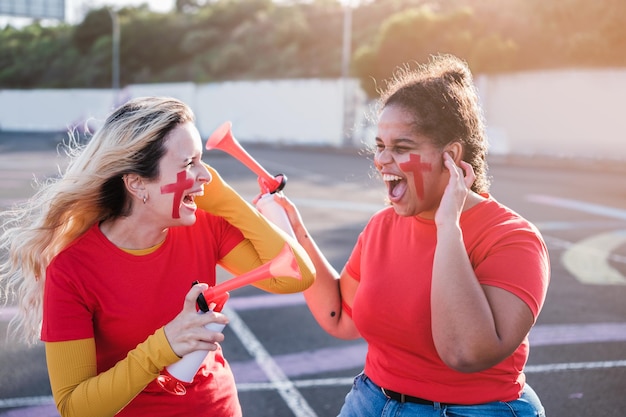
[0,96,315,417]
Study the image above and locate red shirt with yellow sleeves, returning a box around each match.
[42,210,243,416]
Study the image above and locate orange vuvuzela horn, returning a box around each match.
[205,121,286,194]
[197,242,301,312]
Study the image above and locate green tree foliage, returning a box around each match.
[1,0,625,93]
[524,0,626,68]
[0,23,80,88]
[351,4,517,96]
[72,8,113,54]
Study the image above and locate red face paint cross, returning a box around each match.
[160,170,194,219]
[399,154,432,200]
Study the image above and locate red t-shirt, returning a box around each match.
[41,210,244,416]
[346,196,550,404]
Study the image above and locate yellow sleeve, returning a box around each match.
[45,328,179,417]
[196,164,315,294]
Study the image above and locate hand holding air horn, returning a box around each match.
[157,242,301,395]
[205,121,295,237]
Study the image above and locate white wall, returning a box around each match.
[0,79,362,147]
[0,89,116,132]
[478,69,626,160]
[1,70,625,160]
[193,79,349,145]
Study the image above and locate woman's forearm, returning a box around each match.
[293,222,360,339]
[46,329,178,417]
[431,223,502,371]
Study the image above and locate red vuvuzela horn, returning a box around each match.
[198,242,301,310]
[206,121,286,194]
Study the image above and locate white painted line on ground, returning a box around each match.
[229,321,626,383]
[0,396,54,408]
[234,359,626,391]
[237,377,355,392]
[2,360,626,410]
[528,194,626,284]
[4,301,626,347]
[222,305,318,417]
[540,235,626,262]
[535,220,626,231]
[527,194,626,221]
[524,359,626,373]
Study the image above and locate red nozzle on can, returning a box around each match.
[257,173,287,195]
[196,290,229,313]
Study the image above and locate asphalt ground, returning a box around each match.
[0,131,625,417]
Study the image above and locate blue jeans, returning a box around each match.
[338,373,546,417]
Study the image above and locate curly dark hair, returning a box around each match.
[377,54,490,193]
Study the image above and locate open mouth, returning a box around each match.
[182,190,203,208]
[382,173,407,202]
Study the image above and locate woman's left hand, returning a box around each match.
[435,152,475,227]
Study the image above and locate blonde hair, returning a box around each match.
[0,96,194,344]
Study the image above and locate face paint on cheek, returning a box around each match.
[398,154,432,199]
[160,170,194,219]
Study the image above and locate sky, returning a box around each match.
[70,0,176,22]
[0,0,176,27]
[75,0,175,15]
[1,0,347,28]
